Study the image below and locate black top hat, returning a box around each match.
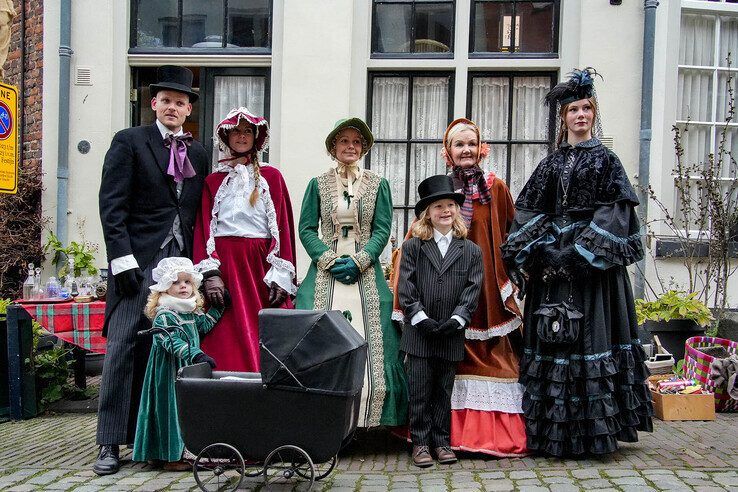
[149,65,199,103]
[415,175,465,217]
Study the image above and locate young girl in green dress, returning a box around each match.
[132,257,223,469]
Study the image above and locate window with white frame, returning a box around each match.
[367,73,454,241]
[676,5,738,233]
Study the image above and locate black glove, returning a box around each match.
[415,318,439,335]
[222,289,232,308]
[268,282,288,307]
[193,352,217,369]
[203,275,226,308]
[436,318,462,337]
[114,268,143,297]
[508,269,527,300]
[542,245,590,280]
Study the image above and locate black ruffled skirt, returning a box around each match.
[519,264,653,457]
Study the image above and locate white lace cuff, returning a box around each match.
[195,257,221,274]
[410,311,428,326]
[263,263,297,295]
[110,255,139,275]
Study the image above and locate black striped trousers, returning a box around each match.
[96,242,180,445]
[405,354,457,448]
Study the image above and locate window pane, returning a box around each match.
[717,72,735,122]
[228,0,271,48]
[372,77,410,139]
[486,144,508,184]
[716,128,738,179]
[512,76,550,140]
[719,16,738,67]
[371,143,408,206]
[471,77,510,141]
[510,144,548,199]
[678,124,712,167]
[410,143,446,203]
[211,76,266,165]
[412,76,450,139]
[516,2,555,53]
[135,0,178,47]
[414,3,453,53]
[472,2,513,53]
[680,13,715,66]
[182,0,224,48]
[674,178,709,233]
[374,4,412,53]
[678,68,714,121]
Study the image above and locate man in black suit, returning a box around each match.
[94,66,209,475]
[398,175,484,468]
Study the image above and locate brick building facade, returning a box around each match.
[0,0,43,297]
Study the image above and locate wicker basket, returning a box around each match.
[684,336,738,412]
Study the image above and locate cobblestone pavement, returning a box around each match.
[1,413,737,491]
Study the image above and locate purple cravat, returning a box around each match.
[163,133,196,183]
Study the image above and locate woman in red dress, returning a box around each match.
[194,107,296,372]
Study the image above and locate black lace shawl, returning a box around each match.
[515,139,639,214]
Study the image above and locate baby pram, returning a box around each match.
[175,309,367,491]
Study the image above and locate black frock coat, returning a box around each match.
[98,123,209,331]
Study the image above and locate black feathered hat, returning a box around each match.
[545,67,600,107]
[149,65,199,103]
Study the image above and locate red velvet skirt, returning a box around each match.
[200,237,293,372]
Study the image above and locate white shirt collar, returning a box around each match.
[155,119,184,139]
[433,228,454,244]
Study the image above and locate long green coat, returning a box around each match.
[132,307,223,462]
[295,169,408,427]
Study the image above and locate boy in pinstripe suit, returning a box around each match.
[398,175,484,467]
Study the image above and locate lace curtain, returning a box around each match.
[471,76,550,198]
[211,76,266,166]
[370,76,450,245]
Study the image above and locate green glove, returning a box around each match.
[330,257,360,284]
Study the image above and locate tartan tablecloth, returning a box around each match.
[19,301,107,354]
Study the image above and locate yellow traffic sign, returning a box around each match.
[0,81,18,194]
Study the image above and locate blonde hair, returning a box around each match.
[411,203,468,240]
[557,97,598,146]
[144,289,205,320]
[250,156,261,207]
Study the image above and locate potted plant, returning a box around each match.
[636,290,713,361]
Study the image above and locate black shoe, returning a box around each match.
[93,444,120,475]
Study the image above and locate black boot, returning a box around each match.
[93,444,120,475]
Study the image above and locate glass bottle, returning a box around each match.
[46,277,61,298]
[32,267,44,299]
[22,263,35,299]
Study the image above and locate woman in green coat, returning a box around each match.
[295,118,408,427]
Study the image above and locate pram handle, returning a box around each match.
[137,326,174,337]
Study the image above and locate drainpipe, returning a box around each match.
[634,0,659,301]
[55,0,72,247]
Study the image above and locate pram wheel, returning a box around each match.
[263,444,314,490]
[295,455,336,481]
[193,443,245,492]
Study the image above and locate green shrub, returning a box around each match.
[635,290,714,327]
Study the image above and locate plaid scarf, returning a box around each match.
[453,165,491,227]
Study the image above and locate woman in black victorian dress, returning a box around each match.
[501,68,653,457]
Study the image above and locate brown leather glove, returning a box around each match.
[203,275,226,308]
[268,282,288,307]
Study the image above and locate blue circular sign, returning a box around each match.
[0,101,12,140]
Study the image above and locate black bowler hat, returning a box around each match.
[149,65,199,103]
[415,175,465,217]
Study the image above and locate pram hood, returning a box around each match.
[259,309,368,396]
